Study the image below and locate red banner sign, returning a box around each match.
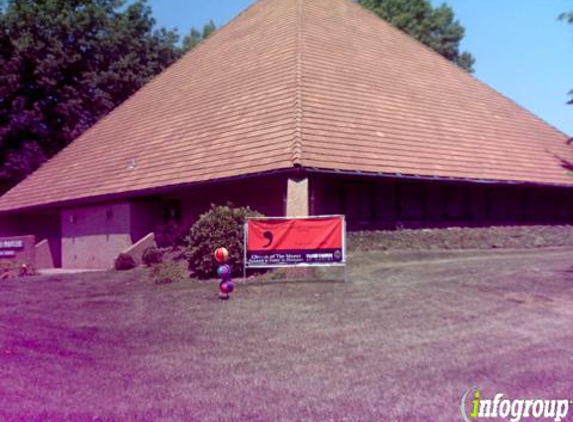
[245,216,345,267]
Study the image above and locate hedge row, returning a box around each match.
[349,225,573,251]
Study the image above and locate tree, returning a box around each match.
[202,19,216,39]
[182,20,216,52]
[357,0,475,72]
[559,11,573,24]
[182,27,203,51]
[0,0,182,192]
[560,11,573,104]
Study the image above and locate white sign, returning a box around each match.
[0,240,24,249]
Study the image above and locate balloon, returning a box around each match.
[226,281,235,293]
[217,264,231,279]
[214,247,229,263]
[220,281,229,294]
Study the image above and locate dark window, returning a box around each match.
[399,183,425,221]
[446,186,469,221]
[539,191,557,222]
[163,200,182,223]
[468,186,488,222]
[426,184,446,221]
[373,182,397,223]
[523,189,542,221]
[342,182,372,228]
[555,190,573,221]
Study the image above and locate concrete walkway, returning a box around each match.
[37,268,107,276]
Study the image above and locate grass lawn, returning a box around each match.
[0,248,572,421]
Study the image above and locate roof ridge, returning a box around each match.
[291,0,304,166]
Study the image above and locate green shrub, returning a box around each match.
[150,261,187,284]
[185,204,262,279]
[115,253,136,271]
[142,246,163,266]
[0,262,37,279]
[19,263,36,277]
[0,262,13,279]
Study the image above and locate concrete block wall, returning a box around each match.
[62,202,133,269]
[34,237,62,269]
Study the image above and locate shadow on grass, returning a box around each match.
[246,279,346,287]
[563,266,573,283]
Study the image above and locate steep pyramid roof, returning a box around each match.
[0,0,572,213]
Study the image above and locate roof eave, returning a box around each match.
[2,166,573,217]
[306,166,573,188]
[0,167,301,216]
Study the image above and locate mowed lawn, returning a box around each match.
[1,248,572,422]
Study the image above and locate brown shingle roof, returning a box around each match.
[0,0,571,213]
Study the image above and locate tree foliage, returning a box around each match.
[357,0,475,72]
[0,0,183,192]
[182,19,216,52]
[560,11,573,104]
[559,11,573,24]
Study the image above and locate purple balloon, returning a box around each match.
[217,264,231,279]
[227,281,235,293]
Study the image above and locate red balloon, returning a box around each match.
[220,282,229,294]
[214,248,229,263]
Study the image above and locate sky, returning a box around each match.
[145,0,573,136]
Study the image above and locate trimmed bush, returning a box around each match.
[349,225,573,251]
[142,246,163,267]
[0,263,10,279]
[19,263,36,277]
[0,262,37,279]
[150,261,187,285]
[185,204,262,279]
[115,253,136,271]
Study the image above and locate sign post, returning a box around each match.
[244,215,347,282]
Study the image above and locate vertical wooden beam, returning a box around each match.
[286,177,309,217]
